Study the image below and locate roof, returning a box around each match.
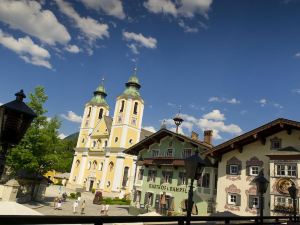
[88,83,108,107]
[125,128,212,156]
[140,128,153,140]
[104,116,113,134]
[211,118,300,156]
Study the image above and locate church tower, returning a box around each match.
[77,79,110,149]
[108,68,144,149]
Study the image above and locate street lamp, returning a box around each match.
[0,90,36,180]
[288,182,298,222]
[252,169,269,224]
[184,150,206,225]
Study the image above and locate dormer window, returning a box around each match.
[133,102,138,115]
[99,108,104,119]
[120,100,125,112]
[115,137,118,143]
[271,137,282,150]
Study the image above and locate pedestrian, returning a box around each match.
[100,204,105,215]
[77,195,81,204]
[81,200,86,215]
[57,199,62,210]
[53,197,58,210]
[105,204,109,216]
[73,200,78,214]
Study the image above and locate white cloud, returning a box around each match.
[81,0,125,19]
[58,133,67,139]
[273,103,283,109]
[127,43,139,54]
[0,30,52,69]
[203,109,225,121]
[61,111,82,123]
[0,0,70,45]
[167,102,176,107]
[144,0,178,17]
[240,110,247,115]
[292,89,300,94]
[295,52,300,57]
[208,96,240,104]
[178,20,198,33]
[144,0,213,18]
[162,110,242,140]
[55,0,109,42]
[143,126,157,133]
[258,98,267,107]
[65,44,81,53]
[123,31,157,51]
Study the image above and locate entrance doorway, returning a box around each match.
[89,180,94,191]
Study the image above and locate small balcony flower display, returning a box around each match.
[274,204,295,214]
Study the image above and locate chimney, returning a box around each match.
[191,131,199,140]
[204,130,213,145]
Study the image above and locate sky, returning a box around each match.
[1,0,300,144]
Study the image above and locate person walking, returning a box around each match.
[53,197,58,210]
[57,199,62,210]
[80,200,86,215]
[73,200,78,214]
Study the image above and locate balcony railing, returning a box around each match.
[0,215,298,225]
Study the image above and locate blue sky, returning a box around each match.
[1,0,300,144]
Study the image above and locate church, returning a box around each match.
[67,69,153,197]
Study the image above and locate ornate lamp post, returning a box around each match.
[252,169,269,224]
[288,183,298,222]
[0,90,36,180]
[184,150,206,225]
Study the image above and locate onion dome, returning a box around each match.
[88,79,108,107]
[119,68,142,99]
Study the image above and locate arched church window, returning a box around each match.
[76,160,80,168]
[107,181,111,187]
[87,107,91,117]
[120,100,125,112]
[82,138,85,143]
[93,140,96,148]
[133,102,138,115]
[87,161,92,170]
[99,162,103,171]
[99,108,104,119]
[115,137,118,143]
[129,139,133,144]
[93,160,97,170]
[105,140,108,147]
[109,162,114,171]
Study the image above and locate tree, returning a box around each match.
[6,86,62,175]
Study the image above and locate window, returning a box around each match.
[182,149,192,158]
[99,108,103,119]
[129,139,133,144]
[168,141,173,147]
[87,161,91,170]
[107,181,110,187]
[228,194,240,206]
[117,115,122,123]
[122,167,129,187]
[109,162,114,172]
[228,194,237,205]
[147,170,156,182]
[131,117,137,125]
[93,140,96,148]
[105,140,108,147]
[138,169,144,180]
[152,149,159,157]
[250,166,259,176]
[76,160,80,168]
[166,149,173,157]
[249,195,259,209]
[82,138,85,143]
[276,164,297,177]
[93,160,97,170]
[87,107,91,117]
[99,162,103,171]
[162,171,173,184]
[133,102,138,115]
[230,165,238,175]
[120,100,125,112]
[201,173,210,188]
[178,172,186,185]
[115,137,118,143]
[271,137,281,149]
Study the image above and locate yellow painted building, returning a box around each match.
[67,69,152,197]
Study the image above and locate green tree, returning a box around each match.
[7,86,62,175]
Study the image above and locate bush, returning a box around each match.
[69,193,76,199]
[92,188,96,194]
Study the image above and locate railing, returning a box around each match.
[0,215,298,225]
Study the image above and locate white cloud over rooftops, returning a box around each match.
[61,111,82,123]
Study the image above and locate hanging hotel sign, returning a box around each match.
[149,184,188,193]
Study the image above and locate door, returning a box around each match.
[89,180,94,191]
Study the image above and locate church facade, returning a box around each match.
[67,70,152,196]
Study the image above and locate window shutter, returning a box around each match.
[248,195,253,209]
[246,166,250,176]
[226,165,230,174]
[144,193,149,205]
[238,164,242,175]
[236,194,241,206]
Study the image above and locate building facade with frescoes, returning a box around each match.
[126,128,217,215]
[210,118,300,216]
